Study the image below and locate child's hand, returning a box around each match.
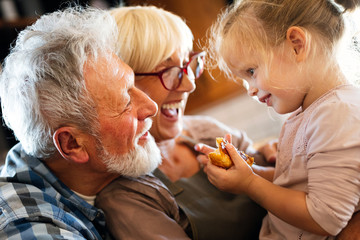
[258,139,278,164]
[197,141,255,194]
[194,134,233,172]
[195,143,215,173]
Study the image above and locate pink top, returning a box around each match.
[260,85,360,240]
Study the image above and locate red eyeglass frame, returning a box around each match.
[135,51,206,91]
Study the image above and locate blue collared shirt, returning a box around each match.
[0,143,107,239]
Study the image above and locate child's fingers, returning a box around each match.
[194,143,215,174]
[224,133,232,143]
[206,161,229,190]
[194,143,215,155]
[258,140,278,163]
[197,154,209,165]
[197,154,209,173]
[225,143,249,168]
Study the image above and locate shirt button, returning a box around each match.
[95,210,106,221]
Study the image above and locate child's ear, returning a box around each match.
[286,26,309,62]
[53,127,89,164]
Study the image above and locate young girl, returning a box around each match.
[197,0,360,239]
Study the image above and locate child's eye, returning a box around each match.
[246,68,255,76]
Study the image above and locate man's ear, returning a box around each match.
[53,127,89,164]
[286,26,309,62]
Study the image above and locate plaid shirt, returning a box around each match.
[0,143,108,239]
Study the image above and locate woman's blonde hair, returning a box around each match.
[206,0,360,80]
[110,5,193,72]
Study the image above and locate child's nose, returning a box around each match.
[248,86,258,96]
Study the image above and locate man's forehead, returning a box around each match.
[83,53,134,101]
[84,54,133,85]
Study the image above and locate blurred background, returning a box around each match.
[0,0,286,163]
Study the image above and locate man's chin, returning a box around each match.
[102,136,162,177]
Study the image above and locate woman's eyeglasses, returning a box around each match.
[135,51,205,91]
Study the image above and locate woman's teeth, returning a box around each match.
[162,101,184,110]
[161,101,184,118]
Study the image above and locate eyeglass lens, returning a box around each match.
[162,68,184,90]
[162,54,204,90]
[188,54,204,78]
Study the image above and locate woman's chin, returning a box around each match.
[157,126,183,142]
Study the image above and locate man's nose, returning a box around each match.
[136,88,158,120]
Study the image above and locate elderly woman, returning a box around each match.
[95,5,269,240]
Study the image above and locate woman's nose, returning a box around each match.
[176,73,196,93]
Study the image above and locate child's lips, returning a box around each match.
[259,94,271,103]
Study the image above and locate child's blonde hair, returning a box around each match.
[207,0,360,81]
[110,6,193,73]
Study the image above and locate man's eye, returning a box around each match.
[122,98,131,113]
[126,100,132,109]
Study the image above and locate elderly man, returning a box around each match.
[0,6,161,239]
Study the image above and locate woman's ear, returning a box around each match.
[53,127,89,164]
[286,26,309,62]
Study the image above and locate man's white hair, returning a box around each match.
[0,6,119,158]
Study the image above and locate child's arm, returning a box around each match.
[336,211,360,240]
[242,165,328,235]
[251,165,275,182]
[197,142,329,236]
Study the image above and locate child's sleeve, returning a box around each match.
[305,101,360,235]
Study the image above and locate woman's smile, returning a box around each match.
[161,100,184,121]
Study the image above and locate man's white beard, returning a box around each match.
[99,132,161,178]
